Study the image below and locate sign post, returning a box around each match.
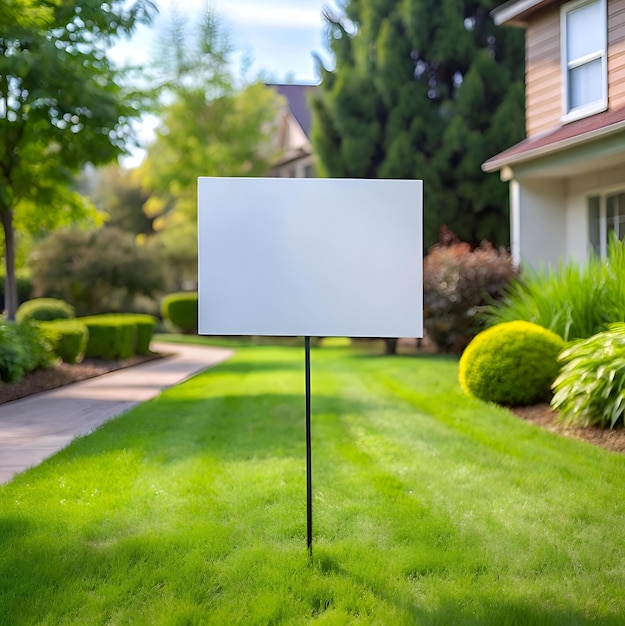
[305,336,312,557]
[198,177,423,555]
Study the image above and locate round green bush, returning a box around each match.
[161,292,198,334]
[459,321,565,406]
[16,298,75,323]
[40,319,89,364]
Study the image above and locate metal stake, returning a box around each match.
[305,336,312,558]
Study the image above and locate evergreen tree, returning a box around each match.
[312,0,525,249]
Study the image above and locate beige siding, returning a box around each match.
[524,0,625,135]
[525,6,561,137]
[609,0,625,109]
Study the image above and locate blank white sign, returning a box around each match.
[198,177,423,338]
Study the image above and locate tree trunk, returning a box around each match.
[1,208,17,321]
[384,338,398,355]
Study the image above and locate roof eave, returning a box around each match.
[491,0,549,26]
[482,120,625,173]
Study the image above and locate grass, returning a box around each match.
[487,236,625,341]
[2,343,625,624]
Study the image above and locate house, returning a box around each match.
[483,0,625,268]
[266,83,317,179]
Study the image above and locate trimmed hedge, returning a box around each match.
[459,321,564,406]
[78,314,155,359]
[126,314,157,355]
[40,319,89,364]
[80,315,136,360]
[16,298,75,323]
[161,292,198,334]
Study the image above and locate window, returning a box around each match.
[561,0,607,122]
[607,192,625,242]
[588,192,625,257]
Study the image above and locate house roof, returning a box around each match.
[491,0,560,26]
[483,105,625,172]
[267,83,317,139]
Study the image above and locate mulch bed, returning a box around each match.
[0,352,167,406]
[511,404,625,454]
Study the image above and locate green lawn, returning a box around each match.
[2,343,625,625]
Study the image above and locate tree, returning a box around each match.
[80,165,155,236]
[136,9,283,289]
[30,227,164,316]
[312,0,525,249]
[0,0,157,319]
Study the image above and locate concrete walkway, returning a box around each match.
[0,342,233,484]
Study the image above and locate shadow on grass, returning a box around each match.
[0,517,620,625]
[312,548,624,625]
[46,392,373,467]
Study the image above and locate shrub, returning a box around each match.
[0,320,56,382]
[81,315,137,360]
[459,321,564,406]
[41,320,89,364]
[30,226,165,316]
[126,314,156,355]
[551,324,625,428]
[15,321,58,371]
[16,298,75,323]
[161,292,198,334]
[423,227,517,353]
[487,236,625,341]
[0,322,27,382]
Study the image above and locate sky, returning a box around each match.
[109,0,340,165]
[110,0,340,85]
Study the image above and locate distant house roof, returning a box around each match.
[267,83,317,139]
[483,105,625,172]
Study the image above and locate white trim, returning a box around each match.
[561,101,609,124]
[491,0,546,26]
[560,0,608,122]
[600,195,607,256]
[510,180,522,264]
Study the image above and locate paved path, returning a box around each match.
[0,342,233,485]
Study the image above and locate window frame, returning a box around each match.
[560,0,608,123]
[588,187,625,258]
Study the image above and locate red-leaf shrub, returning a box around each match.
[423,227,518,353]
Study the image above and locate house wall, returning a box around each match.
[271,154,316,178]
[515,164,625,268]
[525,0,625,137]
[269,110,315,178]
[609,0,625,109]
[565,162,625,260]
[525,6,561,137]
[517,179,567,268]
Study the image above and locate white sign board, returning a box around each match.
[198,177,423,338]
